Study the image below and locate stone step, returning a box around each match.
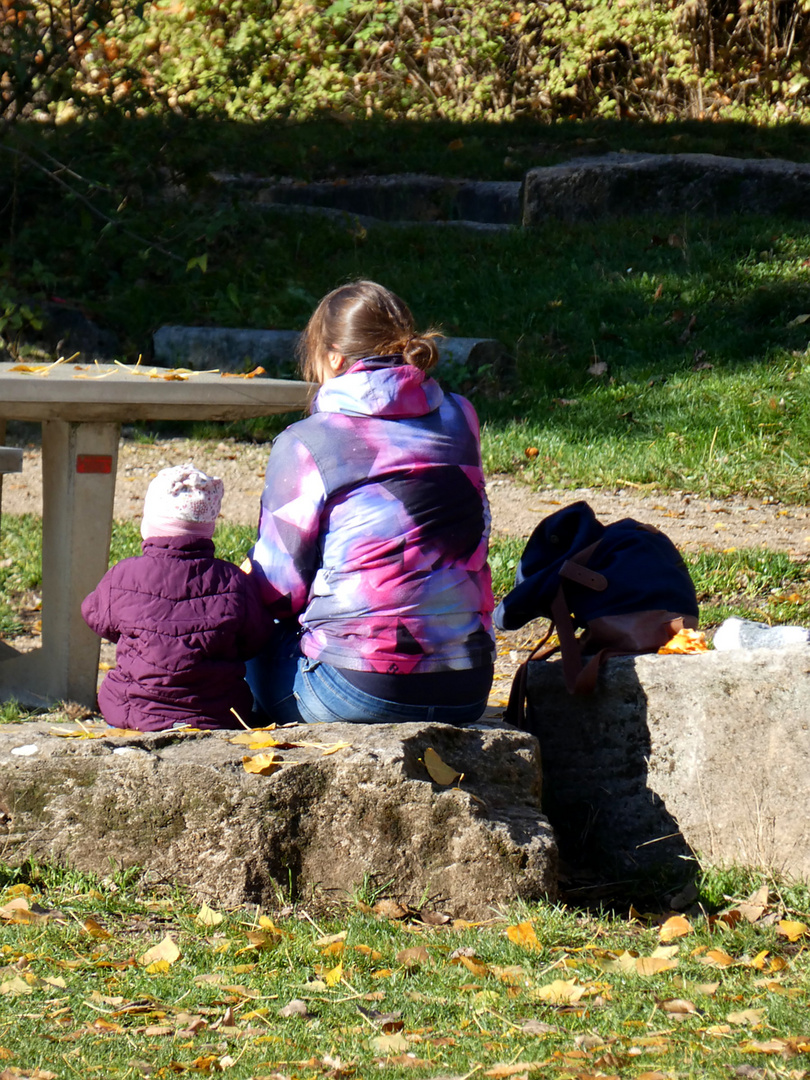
[0,718,556,919]
[209,171,523,225]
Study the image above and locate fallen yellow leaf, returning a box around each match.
[698,948,736,968]
[397,946,429,967]
[139,934,181,967]
[727,1008,766,1025]
[324,961,343,987]
[242,752,282,776]
[534,978,586,1003]
[506,921,541,951]
[659,914,692,941]
[196,902,224,927]
[778,919,809,942]
[230,732,285,748]
[423,747,461,785]
[636,956,679,976]
[658,628,709,654]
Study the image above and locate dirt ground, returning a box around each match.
[3,434,810,713]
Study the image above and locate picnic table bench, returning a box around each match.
[0,362,312,708]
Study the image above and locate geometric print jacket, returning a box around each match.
[248,355,495,674]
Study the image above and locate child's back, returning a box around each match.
[82,463,269,731]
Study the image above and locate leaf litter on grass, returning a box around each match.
[0,873,806,1079]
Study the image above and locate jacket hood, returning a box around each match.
[311,355,444,419]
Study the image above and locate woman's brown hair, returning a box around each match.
[296,280,441,383]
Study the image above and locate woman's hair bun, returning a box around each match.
[401,333,440,372]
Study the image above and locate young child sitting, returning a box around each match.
[82,462,270,732]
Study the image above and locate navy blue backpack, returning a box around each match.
[495,501,699,719]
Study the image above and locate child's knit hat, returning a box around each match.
[141,462,224,540]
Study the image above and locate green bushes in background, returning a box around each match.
[9,0,810,128]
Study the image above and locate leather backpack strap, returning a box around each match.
[550,583,584,694]
[503,623,557,728]
[552,538,605,693]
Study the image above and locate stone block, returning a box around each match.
[522,153,810,224]
[0,719,557,918]
[152,326,512,378]
[525,648,810,884]
[210,173,522,225]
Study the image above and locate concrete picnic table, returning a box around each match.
[0,361,312,708]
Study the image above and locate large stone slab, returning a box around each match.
[0,719,556,918]
[522,152,810,223]
[525,648,810,883]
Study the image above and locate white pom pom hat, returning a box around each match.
[141,462,224,540]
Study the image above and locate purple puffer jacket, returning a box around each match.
[81,536,271,731]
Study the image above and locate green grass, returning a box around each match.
[8,115,810,501]
[11,203,810,499]
[0,861,806,1079]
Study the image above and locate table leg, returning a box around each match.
[40,420,120,705]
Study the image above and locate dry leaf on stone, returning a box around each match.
[294,740,352,755]
[139,935,181,968]
[658,629,708,654]
[242,752,282,776]
[230,732,288,749]
[423,747,462,785]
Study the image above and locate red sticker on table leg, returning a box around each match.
[76,455,113,474]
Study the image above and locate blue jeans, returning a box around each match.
[245,627,490,726]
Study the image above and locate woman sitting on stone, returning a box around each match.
[245,279,495,725]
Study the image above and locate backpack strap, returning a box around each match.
[503,622,557,728]
[553,539,605,693]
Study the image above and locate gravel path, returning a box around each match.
[4,434,808,714]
